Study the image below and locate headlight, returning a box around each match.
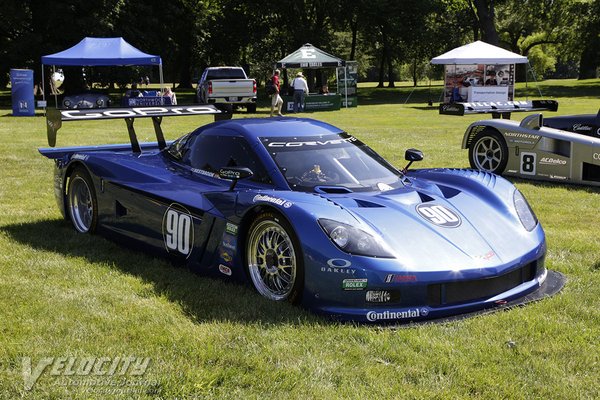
[319,218,395,258]
[63,100,71,107]
[513,190,538,231]
[96,98,104,106]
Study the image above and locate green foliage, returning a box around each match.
[0,0,597,89]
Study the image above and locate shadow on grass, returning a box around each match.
[1,219,325,326]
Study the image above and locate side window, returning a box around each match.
[183,135,271,184]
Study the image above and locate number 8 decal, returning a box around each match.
[520,152,536,176]
[162,204,194,258]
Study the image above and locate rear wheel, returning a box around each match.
[469,129,508,174]
[67,167,98,233]
[246,212,303,303]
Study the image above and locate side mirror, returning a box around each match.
[403,148,424,173]
[405,148,424,162]
[218,167,253,190]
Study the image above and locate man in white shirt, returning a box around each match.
[292,71,309,112]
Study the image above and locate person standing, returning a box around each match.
[270,69,283,117]
[291,71,309,112]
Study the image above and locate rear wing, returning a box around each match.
[439,100,559,116]
[45,104,231,152]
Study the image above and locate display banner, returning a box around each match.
[337,61,358,107]
[443,64,515,103]
[283,94,341,112]
[10,69,35,116]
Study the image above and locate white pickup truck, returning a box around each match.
[196,67,257,113]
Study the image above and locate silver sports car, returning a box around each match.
[462,111,600,186]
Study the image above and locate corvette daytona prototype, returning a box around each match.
[463,110,600,186]
[40,105,562,323]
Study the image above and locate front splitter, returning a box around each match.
[390,269,567,327]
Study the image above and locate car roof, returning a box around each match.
[197,117,344,139]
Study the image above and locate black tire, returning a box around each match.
[67,167,98,233]
[245,212,304,304]
[468,129,509,174]
[246,103,257,113]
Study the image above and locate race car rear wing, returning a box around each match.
[45,104,231,152]
[439,100,559,116]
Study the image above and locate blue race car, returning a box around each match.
[39,105,563,323]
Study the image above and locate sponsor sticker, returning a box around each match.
[218,264,232,276]
[342,279,367,291]
[253,194,293,208]
[572,124,592,132]
[220,250,233,264]
[71,154,88,161]
[191,168,216,178]
[473,251,495,261]
[539,157,567,166]
[366,308,429,322]
[225,222,238,235]
[220,234,237,251]
[384,274,417,283]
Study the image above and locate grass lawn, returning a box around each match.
[0,79,599,399]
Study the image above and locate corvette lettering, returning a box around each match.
[366,308,429,322]
[268,137,357,147]
[593,153,600,160]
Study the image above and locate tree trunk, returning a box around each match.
[387,53,395,88]
[377,50,386,88]
[412,58,418,87]
[579,41,599,79]
[472,0,499,45]
[349,17,358,61]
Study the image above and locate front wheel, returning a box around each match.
[468,129,509,174]
[67,167,98,233]
[246,212,303,303]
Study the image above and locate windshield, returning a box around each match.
[261,133,404,192]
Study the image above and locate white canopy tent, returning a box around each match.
[429,41,542,104]
[430,41,527,65]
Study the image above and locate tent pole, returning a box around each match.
[344,65,348,108]
[52,66,58,108]
[159,63,164,105]
[41,65,46,104]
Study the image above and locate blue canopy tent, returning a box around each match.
[41,37,163,106]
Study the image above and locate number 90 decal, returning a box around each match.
[416,204,461,228]
[162,204,194,258]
